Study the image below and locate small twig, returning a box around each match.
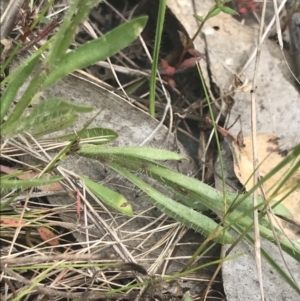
[250,0,268,299]
[19,19,60,53]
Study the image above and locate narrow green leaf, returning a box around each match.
[109,163,234,244]
[26,98,93,115]
[0,42,23,81]
[82,176,133,216]
[43,16,148,88]
[149,0,166,116]
[110,157,292,219]
[10,266,53,301]
[219,5,239,16]
[227,213,300,262]
[2,111,78,137]
[234,224,300,284]
[42,138,80,174]
[195,14,205,22]
[168,185,208,211]
[125,78,147,94]
[46,0,81,66]
[207,7,221,19]
[58,128,118,144]
[29,0,56,31]
[47,0,101,66]
[0,54,41,124]
[260,243,300,294]
[182,294,193,301]
[2,70,48,128]
[0,192,23,210]
[78,145,186,161]
[1,177,63,190]
[2,98,92,137]
[0,36,52,87]
[31,113,78,137]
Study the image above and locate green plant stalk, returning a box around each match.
[1,177,63,190]
[196,63,229,272]
[11,263,121,270]
[270,159,300,198]
[41,139,79,174]
[149,0,167,116]
[0,191,23,210]
[0,36,52,87]
[189,4,217,47]
[185,188,300,261]
[234,223,300,295]
[0,42,22,76]
[46,0,82,66]
[0,54,41,124]
[6,255,243,298]
[104,253,242,296]
[196,63,227,209]
[209,180,300,262]
[233,143,300,208]
[2,69,48,128]
[10,265,55,301]
[270,179,300,210]
[42,16,148,89]
[29,0,56,30]
[53,0,102,62]
[224,211,300,262]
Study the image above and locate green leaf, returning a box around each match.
[58,128,118,144]
[47,0,101,66]
[78,145,186,161]
[182,294,193,301]
[2,98,92,137]
[109,156,292,219]
[124,78,147,94]
[195,14,205,22]
[2,71,48,128]
[109,162,234,243]
[219,5,239,16]
[2,110,78,137]
[207,7,221,19]
[30,113,78,137]
[43,16,148,88]
[42,138,80,173]
[149,0,167,116]
[1,177,63,190]
[0,54,41,124]
[46,0,82,65]
[82,176,133,216]
[0,36,52,88]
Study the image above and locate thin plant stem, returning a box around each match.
[149,0,167,116]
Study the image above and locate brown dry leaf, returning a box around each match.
[37,226,59,246]
[230,134,300,240]
[0,218,26,226]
